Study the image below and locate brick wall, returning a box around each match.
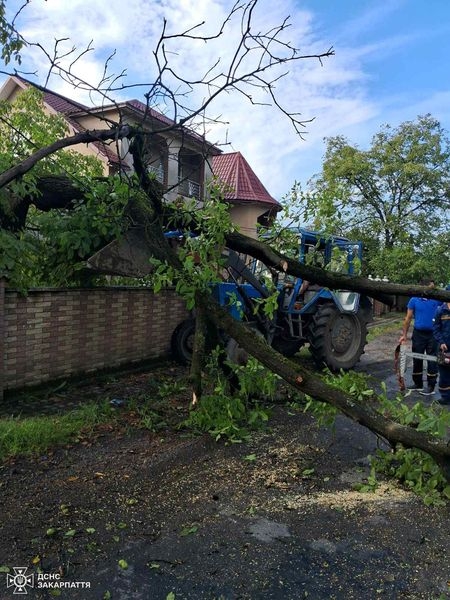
[373,299,390,317]
[0,284,189,397]
[0,279,5,399]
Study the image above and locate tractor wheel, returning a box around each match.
[308,303,367,371]
[171,318,196,365]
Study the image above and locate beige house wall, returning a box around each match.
[229,204,269,239]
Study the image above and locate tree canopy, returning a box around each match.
[0,87,130,288]
[305,115,450,282]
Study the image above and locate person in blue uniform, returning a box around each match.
[398,279,441,395]
[432,292,450,405]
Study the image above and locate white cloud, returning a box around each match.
[337,0,406,41]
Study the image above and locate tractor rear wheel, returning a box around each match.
[308,303,367,371]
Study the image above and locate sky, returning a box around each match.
[2,0,450,201]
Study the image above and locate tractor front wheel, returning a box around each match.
[308,304,367,371]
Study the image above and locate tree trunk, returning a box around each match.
[190,296,207,405]
[1,176,102,230]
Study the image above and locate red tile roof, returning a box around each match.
[15,76,120,165]
[212,152,281,210]
[14,77,219,165]
[125,99,175,127]
[15,75,89,114]
[42,90,90,114]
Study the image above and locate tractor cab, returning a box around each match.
[267,228,363,316]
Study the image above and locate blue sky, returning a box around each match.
[2,0,450,200]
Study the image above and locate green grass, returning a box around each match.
[367,317,403,341]
[0,401,115,461]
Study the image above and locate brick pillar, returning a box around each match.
[0,278,5,400]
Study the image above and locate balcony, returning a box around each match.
[178,179,201,199]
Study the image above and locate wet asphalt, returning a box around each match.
[45,324,449,600]
[2,324,450,600]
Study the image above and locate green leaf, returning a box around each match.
[180,525,198,536]
[302,468,315,476]
[86,527,96,534]
[416,417,437,432]
[243,453,257,462]
[0,566,10,573]
[118,559,128,570]
[64,529,76,537]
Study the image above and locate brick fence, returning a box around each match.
[373,299,390,317]
[0,282,189,398]
[0,280,395,399]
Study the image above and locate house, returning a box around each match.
[212,152,281,237]
[0,76,281,237]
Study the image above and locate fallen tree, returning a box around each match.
[1,106,450,483]
[202,298,450,480]
[91,151,450,482]
[0,1,449,484]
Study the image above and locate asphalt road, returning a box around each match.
[59,326,450,599]
[2,322,448,600]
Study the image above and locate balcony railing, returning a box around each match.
[178,179,201,199]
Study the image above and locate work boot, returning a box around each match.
[408,383,423,391]
[419,385,435,396]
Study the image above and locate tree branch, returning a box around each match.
[0,125,133,189]
[225,230,450,303]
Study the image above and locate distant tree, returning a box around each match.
[305,115,450,280]
[363,231,450,285]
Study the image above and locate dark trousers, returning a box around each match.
[412,329,438,388]
[437,364,450,403]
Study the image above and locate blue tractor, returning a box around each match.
[171,228,373,371]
